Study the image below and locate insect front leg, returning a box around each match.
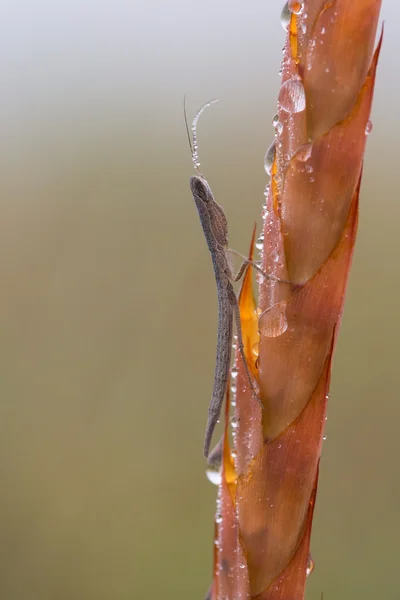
[227,248,292,285]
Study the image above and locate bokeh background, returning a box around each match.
[0,1,398,599]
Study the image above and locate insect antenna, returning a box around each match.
[183,95,219,177]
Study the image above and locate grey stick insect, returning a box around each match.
[185,98,290,458]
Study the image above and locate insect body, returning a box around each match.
[187,101,288,458]
[190,175,250,457]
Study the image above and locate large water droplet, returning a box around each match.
[264,141,276,175]
[280,2,291,31]
[278,77,306,113]
[260,300,289,338]
[206,468,222,486]
[296,143,312,162]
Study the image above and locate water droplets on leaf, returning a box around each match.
[278,76,306,114]
[365,120,373,135]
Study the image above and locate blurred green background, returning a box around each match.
[0,1,398,599]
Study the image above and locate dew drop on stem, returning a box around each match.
[365,120,373,135]
[278,76,306,114]
[280,2,291,31]
[264,140,276,175]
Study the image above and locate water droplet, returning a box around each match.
[206,468,222,486]
[306,557,315,577]
[280,2,291,31]
[260,300,289,338]
[278,77,306,114]
[325,67,330,73]
[365,120,373,135]
[215,513,223,524]
[256,234,264,250]
[230,383,237,394]
[239,563,246,569]
[305,165,313,173]
[288,0,303,14]
[323,435,327,441]
[264,141,276,175]
[231,450,237,459]
[275,121,283,136]
[321,26,326,34]
[296,144,312,162]
[271,249,279,263]
[230,417,239,429]
[308,176,315,183]
[272,113,280,127]
[231,367,238,379]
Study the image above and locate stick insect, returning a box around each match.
[186,98,290,458]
